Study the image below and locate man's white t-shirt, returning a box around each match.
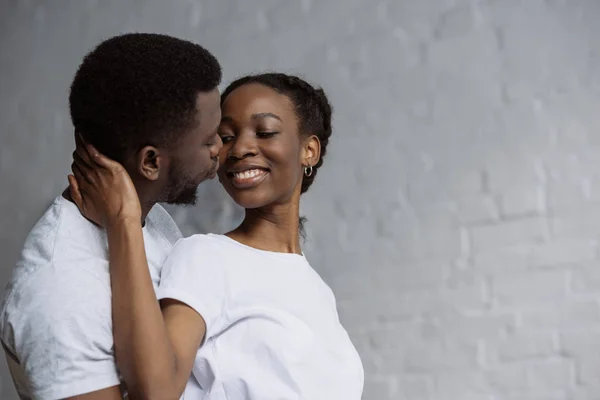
[0,195,182,399]
[156,233,364,400]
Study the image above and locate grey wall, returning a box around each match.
[2,0,600,399]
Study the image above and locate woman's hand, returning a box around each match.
[68,134,142,228]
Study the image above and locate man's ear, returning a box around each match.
[136,146,163,181]
[302,135,321,168]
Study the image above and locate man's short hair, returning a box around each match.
[69,33,222,162]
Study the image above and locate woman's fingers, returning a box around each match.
[75,145,94,168]
[71,158,93,186]
[77,133,118,170]
[72,147,93,171]
[89,145,120,170]
[67,174,84,210]
[74,133,95,166]
[72,150,91,173]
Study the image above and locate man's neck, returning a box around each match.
[140,201,155,225]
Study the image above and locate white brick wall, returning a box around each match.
[3,1,600,399]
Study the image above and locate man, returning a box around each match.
[0,33,223,399]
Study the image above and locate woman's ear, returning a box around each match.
[302,135,321,167]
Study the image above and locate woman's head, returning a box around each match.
[217,73,332,209]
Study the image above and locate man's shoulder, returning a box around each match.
[0,259,112,356]
[10,195,106,282]
[3,259,111,315]
[19,195,68,261]
[3,196,111,325]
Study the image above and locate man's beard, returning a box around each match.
[162,160,200,205]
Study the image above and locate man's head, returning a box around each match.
[69,33,223,206]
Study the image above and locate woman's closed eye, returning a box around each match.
[219,134,234,144]
[218,130,278,143]
[256,131,279,139]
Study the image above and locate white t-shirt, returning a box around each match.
[0,195,182,399]
[156,233,364,400]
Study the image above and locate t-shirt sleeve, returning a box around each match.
[2,263,121,400]
[156,235,228,339]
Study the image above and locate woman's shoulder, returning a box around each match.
[170,233,237,258]
[162,234,236,276]
[174,233,225,249]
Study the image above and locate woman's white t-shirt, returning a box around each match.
[156,233,364,400]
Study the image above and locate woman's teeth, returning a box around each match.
[234,169,263,179]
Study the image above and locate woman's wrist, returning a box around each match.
[105,213,142,231]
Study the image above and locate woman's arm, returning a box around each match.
[69,140,206,399]
[106,218,206,399]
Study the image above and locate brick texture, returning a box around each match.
[3,0,600,399]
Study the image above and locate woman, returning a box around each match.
[69,73,364,399]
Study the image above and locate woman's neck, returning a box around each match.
[228,201,302,255]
